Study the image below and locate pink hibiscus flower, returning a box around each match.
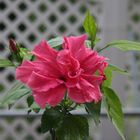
[16,34,108,108]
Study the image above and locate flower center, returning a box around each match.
[59,76,66,82]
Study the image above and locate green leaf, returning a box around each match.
[85,101,101,125]
[19,48,33,61]
[108,64,128,75]
[99,40,140,52]
[85,38,101,48]
[47,37,101,50]
[56,115,89,140]
[0,82,31,107]
[103,66,113,87]
[27,95,34,107]
[83,11,97,47]
[103,64,128,87]
[30,102,40,109]
[94,38,101,45]
[0,59,15,67]
[102,87,125,140]
[30,102,40,113]
[108,40,140,51]
[48,37,63,48]
[27,96,40,113]
[41,108,62,133]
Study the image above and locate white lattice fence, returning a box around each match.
[0,0,103,140]
[123,0,140,140]
[0,117,49,140]
[0,0,103,108]
[127,0,140,106]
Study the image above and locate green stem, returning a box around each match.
[50,128,57,140]
[97,45,109,53]
[64,93,67,102]
[68,103,78,111]
[91,38,94,49]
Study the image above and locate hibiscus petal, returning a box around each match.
[57,49,80,74]
[79,77,102,102]
[33,60,61,78]
[63,34,87,59]
[27,72,63,92]
[32,40,57,61]
[68,87,85,103]
[33,85,66,108]
[98,58,108,75]
[80,49,108,74]
[68,77,102,103]
[65,69,82,88]
[16,60,34,83]
[81,74,104,85]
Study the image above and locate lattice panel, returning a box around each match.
[0,116,101,140]
[128,0,140,41]
[126,0,140,106]
[0,0,103,108]
[0,117,50,140]
[124,1,140,140]
[0,1,103,140]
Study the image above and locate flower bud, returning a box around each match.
[9,39,22,63]
[9,39,18,53]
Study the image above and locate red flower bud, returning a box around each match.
[9,39,18,52]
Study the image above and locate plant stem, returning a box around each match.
[97,45,109,53]
[50,128,57,140]
[91,38,94,50]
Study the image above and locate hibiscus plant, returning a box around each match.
[1,11,140,140]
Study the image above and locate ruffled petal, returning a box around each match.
[80,49,108,74]
[57,49,80,75]
[98,57,108,75]
[68,87,85,103]
[33,60,61,78]
[81,74,104,85]
[27,72,63,92]
[68,77,102,103]
[65,69,82,88]
[33,85,66,108]
[31,40,57,61]
[63,34,87,59]
[16,60,34,83]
